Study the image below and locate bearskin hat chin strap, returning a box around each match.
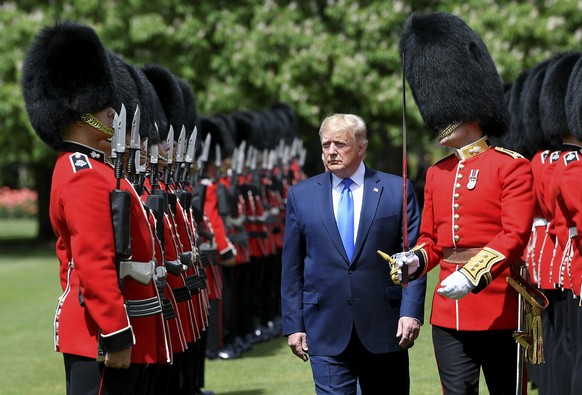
[81,113,115,137]
[436,120,463,141]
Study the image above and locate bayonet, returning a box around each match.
[111,112,118,160]
[277,138,285,161]
[231,147,239,176]
[261,149,268,170]
[127,105,140,183]
[149,128,160,192]
[268,149,276,171]
[174,126,186,186]
[197,132,211,179]
[299,147,306,168]
[181,126,197,186]
[112,105,127,189]
[282,145,290,167]
[163,126,174,187]
[215,144,222,179]
[200,132,211,163]
[115,104,127,155]
[236,141,246,175]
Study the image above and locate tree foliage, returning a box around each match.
[2,0,582,235]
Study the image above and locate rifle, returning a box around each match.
[100,104,132,362]
[145,137,166,246]
[110,104,132,274]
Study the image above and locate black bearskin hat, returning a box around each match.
[21,21,116,150]
[142,64,185,141]
[400,12,508,137]
[541,53,580,144]
[565,55,582,141]
[200,115,236,162]
[130,66,164,144]
[108,51,139,136]
[177,78,199,137]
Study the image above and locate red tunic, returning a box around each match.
[415,139,534,330]
[549,148,582,295]
[51,144,170,363]
[533,150,561,289]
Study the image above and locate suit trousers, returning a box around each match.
[63,353,143,395]
[432,326,518,395]
[309,327,409,395]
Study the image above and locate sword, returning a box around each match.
[400,53,409,287]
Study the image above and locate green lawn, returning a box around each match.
[0,218,37,239]
[0,221,539,394]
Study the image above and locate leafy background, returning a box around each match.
[1,0,581,238]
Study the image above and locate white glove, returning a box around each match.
[437,271,475,299]
[392,252,420,274]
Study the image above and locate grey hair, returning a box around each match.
[319,113,368,146]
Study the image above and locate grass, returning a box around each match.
[0,218,37,240]
[0,221,539,394]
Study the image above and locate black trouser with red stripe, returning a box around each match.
[64,353,143,395]
[432,326,518,395]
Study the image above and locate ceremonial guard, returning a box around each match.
[392,12,535,394]
[531,53,579,395]
[547,53,582,395]
[22,22,170,394]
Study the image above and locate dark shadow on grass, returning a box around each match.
[0,237,54,257]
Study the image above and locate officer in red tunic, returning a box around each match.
[22,22,170,395]
[393,13,534,394]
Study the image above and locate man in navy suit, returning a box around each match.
[281,113,426,394]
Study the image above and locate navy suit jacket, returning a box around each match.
[281,165,426,356]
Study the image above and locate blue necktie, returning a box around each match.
[337,178,354,261]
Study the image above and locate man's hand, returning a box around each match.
[104,346,132,369]
[437,271,475,299]
[397,316,421,348]
[287,332,309,362]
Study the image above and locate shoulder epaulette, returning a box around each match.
[550,150,562,163]
[540,150,550,163]
[494,146,525,159]
[68,152,92,173]
[434,153,455,165]
[564,151,580,166]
